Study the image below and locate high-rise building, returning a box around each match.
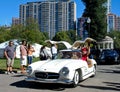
[107,13,116,31]
[107,0,111,14]
[115,16,120,31]
[107,0,120,32]
[77,17,86,39]
[107,13,120,32]
[107,0,111,32]
[106,0,120,32]
[77,17,91,40]
[19,0,76,39]
[12,17,20,25]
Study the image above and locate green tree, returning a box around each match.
[66,30,76,43]
[0,27,6,42]
[10,24,25,40]
[21,29,46,44]
[10,18,47,44]
[52,31,72,50]
[0,26,11,42]
[82,0,107,41]
[21,18,47,44]
[107,31,120,48]
[25,18,39,31]
[42,32,49,40]
[53,31,72,43]
[0,18,47,44]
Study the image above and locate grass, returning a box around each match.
[0,57,40,72]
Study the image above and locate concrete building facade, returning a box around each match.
[19,0,76,39]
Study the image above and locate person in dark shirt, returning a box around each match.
[39,45,51,60]
[4,41,16,74]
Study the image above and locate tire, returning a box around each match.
[91,65,96,77]
[71,70,80,87]
[117,59,120,64]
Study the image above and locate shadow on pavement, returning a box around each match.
[10,80,75,91]
[79,81,120,91]
[0,71,5,74]
[97,68,120,74]
[103,82,120,89]
[12,74,26,77]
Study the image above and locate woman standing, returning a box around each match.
[27,44,35,65]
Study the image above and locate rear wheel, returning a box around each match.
[91,65,96,77]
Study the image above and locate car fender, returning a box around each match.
[63,59,88,80]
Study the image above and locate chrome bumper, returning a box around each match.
[25,77,73,84]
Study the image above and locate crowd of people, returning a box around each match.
[4,39,93,75]
[4,40,58,75]
[4,40,35,74]
[39,43,58,60]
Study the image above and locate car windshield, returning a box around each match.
[56,50,82,59]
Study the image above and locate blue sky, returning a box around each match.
[0,0,120,26]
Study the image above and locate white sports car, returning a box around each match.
[25,49,97,87]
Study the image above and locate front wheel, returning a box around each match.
[71,70,80,87]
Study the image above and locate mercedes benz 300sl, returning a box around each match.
[25,49,97,87]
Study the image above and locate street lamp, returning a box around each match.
[114,36,116,49]
[86,17,91,37]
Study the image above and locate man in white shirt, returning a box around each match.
[51,44,57,59]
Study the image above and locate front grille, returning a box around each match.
[35,72,59,79]
[106,57,115,60]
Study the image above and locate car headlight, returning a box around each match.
[26,66,32,75]
[60,67,69,76]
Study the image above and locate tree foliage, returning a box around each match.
[52,31,72,44]
[107,31,120,48]
[0,27,11,43]
[0,18,47,44]
[66,30,76,43]
[82,0,107,41]
[52,30,81,44]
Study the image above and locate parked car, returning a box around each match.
[89,48,101,60]
[25,49,97,87]
[114,48,120,56]
[98,49,120,64]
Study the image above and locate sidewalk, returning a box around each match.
[0,69,23,74]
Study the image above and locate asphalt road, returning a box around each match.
[0,65,120,92]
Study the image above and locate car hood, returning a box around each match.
[105,54,118,57]
[36,59,80,73]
